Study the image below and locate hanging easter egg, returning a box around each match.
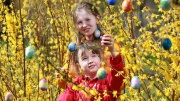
[25,46,35,59]
[97,68,107,79]
[107,0,117,5]
[131,76,140,89]
[5,92,13,101]
[57,78,67,88]
[68,42,76,52]
[160,0,170,11]
[94,29,100,39]
[122,0,132,12]
[39,78,48,91]
[162,38,172,50]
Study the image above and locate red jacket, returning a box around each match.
[58,54,124,101]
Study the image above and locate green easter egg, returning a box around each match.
[97,68,106,79]
[160,0,171,11]
[25,46,35,59]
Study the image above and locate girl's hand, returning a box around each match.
[56,73,60,78]
[101,34,115,55]
[55,68,66,78]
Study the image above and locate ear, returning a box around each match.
[76,63,80,68]
[96,15,101,20]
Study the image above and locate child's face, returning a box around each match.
[77,49,100,79]
[75,9,97,39]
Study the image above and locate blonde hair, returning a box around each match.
[70,43,102,76]
[72,2,104,44]
[73,2,100,23]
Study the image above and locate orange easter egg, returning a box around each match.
[57,78,67,88]
[122,0,132,12]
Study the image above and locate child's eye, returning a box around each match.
[92,54,98,57]
[77,21,82,25]
[82,57,88,61]
[86,19,90,21]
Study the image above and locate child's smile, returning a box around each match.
[76,9,98,40]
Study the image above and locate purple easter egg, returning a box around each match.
[131,76,140,89]
[39,78,48,91]
[5,92,13,101]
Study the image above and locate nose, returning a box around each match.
[82,22,87,27]
[88,57,93,64]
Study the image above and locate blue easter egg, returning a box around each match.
[94,29,100,39]
[25,46,35,59]
[160,0,170,11]
[162,38,172,50]
[68,42,76,52]
[97,68,106,79]
[108,0,117,5]
[131,76,140,89]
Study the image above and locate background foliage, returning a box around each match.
[0,0,180,100]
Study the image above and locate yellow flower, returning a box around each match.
[19,90,24,95]
[113,90,117,98]
[156,89,161,96]
[120,94,127,100]
[95,95,102,101]
[101,62,105,66]
[137,1,142,6]
[103,90,109,97]
[90,89,98,96]
[72,85,79,91]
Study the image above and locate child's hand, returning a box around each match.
[56,73,60,78]
[55,68,67,89]
[55,68,66,78]
[101,34,115,53]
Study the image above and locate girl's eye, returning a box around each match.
[92,54,98,57]
[82,57,87,61]
[77,21,82,25]
[86,19,90,21]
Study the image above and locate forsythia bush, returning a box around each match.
[0,0,179,100]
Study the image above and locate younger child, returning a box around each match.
[58,43,124,101]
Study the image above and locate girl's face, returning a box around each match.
[77,49,100,79]
[75,9,98,40]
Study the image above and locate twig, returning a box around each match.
[103,0,113,14]
[154,83,171,101]
[18,0,26,97]
[37,63,40,101]
[47,1,62,67]
[142,81,152,101]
